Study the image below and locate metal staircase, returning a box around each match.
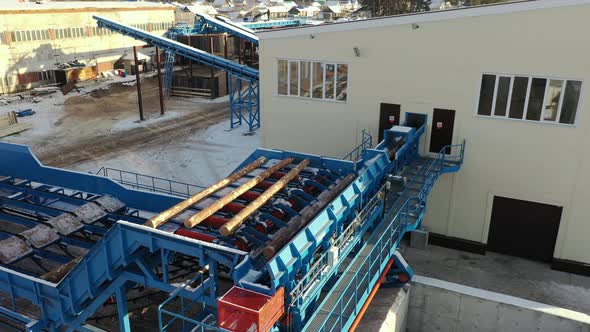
[163,51,175,96]
[303,144,465,331]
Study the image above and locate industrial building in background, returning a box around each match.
[258,0,590,274]
[0,2,175,94]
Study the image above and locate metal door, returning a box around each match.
[379,103,400,142]
[429,108,455,154]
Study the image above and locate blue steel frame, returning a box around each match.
[93,16,261,131]
[193,14,259,44]
[302,142,465,331]
[0,111,465,332]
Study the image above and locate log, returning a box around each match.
[220,159,310,236]
[262,173,357,259]
[185,157,295,228]
[145,156,267,228]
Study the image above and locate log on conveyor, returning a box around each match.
[262,173,357,259]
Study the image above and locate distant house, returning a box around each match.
[320,2,345,20]
[289,5,321,18]
[267,5,289,19]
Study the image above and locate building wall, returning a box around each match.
[0,5,175,93]
[259,3,590,264]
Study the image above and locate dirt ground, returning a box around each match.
[3,76,231,168]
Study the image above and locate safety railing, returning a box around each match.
[342,129,372,162]
[315,195,415,332]
[95,167,206,198]
[159,272,220,332]
[306,141,465,331]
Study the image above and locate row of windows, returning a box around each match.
[277,59,348,102]
[153,22,174,31]
[477,73,582,125]
[131,22,173,31]
[10,29,51,43]
[55,27,87,39]
[38,70,54,82]
[131,23,150,31]
[91,27,116,37]
[2,22,174,44]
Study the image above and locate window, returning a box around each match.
[289,61,299,96]
[277,59,348,102]
[300,61,311,97]
[312,62,323,99]
[526,78,546,121]
[560,81,582,124]
[277,60,288,95]
[508,77,529,119]
[494,76,511,117]
[476,73,582,125]
[336,64,348,101]
[324,63,335,99]
[477,74,495,116]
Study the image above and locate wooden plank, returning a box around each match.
[0,123,32,138]
[8,111,17,125]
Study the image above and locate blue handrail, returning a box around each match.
[95,167,206,198]
[342,129,373,162]
[305,141,465,331]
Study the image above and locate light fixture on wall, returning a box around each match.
[412,23,420,29]
[353,47,360,57]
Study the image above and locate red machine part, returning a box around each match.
[218,287,285,332]
[175,229,216,243]
[202,216,229,228]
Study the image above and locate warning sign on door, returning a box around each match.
[436,122,443,129]
[389,115,396,124]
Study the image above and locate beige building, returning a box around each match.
[258,0,590,274]
[0,2,175,93]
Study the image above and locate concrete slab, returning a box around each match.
[357,285,409,332]
[399,241,590,313]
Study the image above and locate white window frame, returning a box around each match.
[275,58,349,103]
[474,72,583,127]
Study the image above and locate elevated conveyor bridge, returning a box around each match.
[94,15,260,131]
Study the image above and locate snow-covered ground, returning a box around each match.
[70,119,262,187]
[0,74,151,139]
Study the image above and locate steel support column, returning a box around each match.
[115,283,130,332]
[133,46,144,121]
[155,47,165,115]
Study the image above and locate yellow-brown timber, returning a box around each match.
[144,156,267,228]
[220,159,310,236]
[184,157,295,228]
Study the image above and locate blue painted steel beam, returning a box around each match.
[195,14,259,44]
[93,16,258,81]
[0,143,182,213]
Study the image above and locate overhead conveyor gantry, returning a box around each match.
[93,15,261,131]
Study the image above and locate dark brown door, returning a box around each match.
[429,108,455,154]
[487,196,562,263]
[379,103,400,142]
